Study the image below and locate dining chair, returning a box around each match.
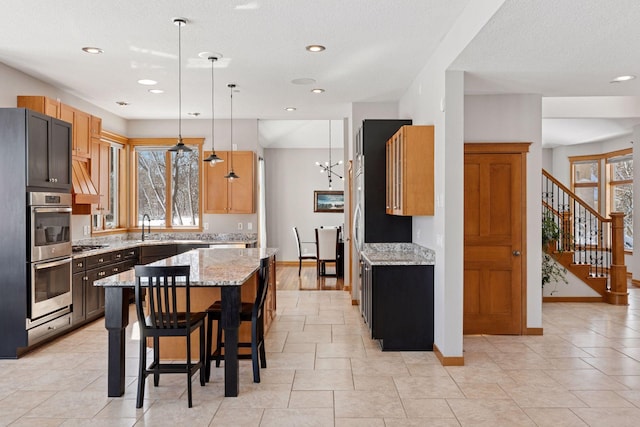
[293,226,317,276]
[316,227,339,276]
[205,256,270,383]
[134,265,207,408]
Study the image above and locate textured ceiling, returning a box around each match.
[0,0,470,120]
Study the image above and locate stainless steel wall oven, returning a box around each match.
[27,192,72,325]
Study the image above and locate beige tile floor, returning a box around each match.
[1,278,639,426]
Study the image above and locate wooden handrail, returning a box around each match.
[542,169,610,223]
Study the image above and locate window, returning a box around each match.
[572,159,599,210]
[570,149,633,251]
[608,154,633,249]
[131,138,203,229]
[105,144,122,229]
[92,132,126,232]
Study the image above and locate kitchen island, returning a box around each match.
[94,247,277,398]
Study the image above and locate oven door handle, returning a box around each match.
[34,258,71,270]
[33,207,72,214]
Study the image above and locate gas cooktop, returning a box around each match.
[72,244,109,253]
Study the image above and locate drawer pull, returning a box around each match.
[98,258,104,262]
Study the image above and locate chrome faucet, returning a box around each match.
[141,214,151,241]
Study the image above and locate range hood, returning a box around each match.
[71,160,99,204]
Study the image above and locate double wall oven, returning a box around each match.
[27,192,73,328]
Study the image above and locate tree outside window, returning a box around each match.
[133,139,202,228]
[609,156,633,250]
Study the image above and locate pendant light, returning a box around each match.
[203,55,223,165]
[224,83,239,180]
[315,120,343,189]
[168,18,192,153]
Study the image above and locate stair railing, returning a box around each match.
[542,169,628,304]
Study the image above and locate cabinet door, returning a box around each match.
[203,151,230,213]
[73,109,91,158]
[26,111,51,188]
[86,269,106,319]
[50,118,72,190]
[90,115,102,138]
[72,272,86,324]
[228,151,255,213]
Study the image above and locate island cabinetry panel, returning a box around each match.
[203,151,255,214]
[139,244,177,264]
[361,259,434,350]
[386,125,434,216]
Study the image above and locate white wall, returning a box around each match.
[264,148,344,261]
[398,0,508,359]
[0,62,127,134]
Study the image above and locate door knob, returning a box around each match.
[513,250,521,256]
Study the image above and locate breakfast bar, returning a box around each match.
[94,247,277,398]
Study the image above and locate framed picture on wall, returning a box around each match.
[314,190,344,213]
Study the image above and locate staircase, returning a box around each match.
[542,169,628,305]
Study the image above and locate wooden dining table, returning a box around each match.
[94,247,277,398]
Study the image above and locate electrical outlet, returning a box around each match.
[204,222,209,230]
[247,222,252,230]
[238,222,243,230]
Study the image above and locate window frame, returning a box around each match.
[129,137,204,231]
[569,148,633,252]
[91,130,128,235]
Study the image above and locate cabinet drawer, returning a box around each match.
[72,257,86,273]
[86,252,113,269]
[122,247,139,260]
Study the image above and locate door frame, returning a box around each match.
[464,142,530,335]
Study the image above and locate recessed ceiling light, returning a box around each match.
[148,89,164,94]
[311,88,325,94]
[82,47,103,54]
[187,112,201,116]
[291,78,316,85]
[306,45,326,52]
[115,101,129,106]
[284,107,297,112]
[610,75,636,83]
[137,79,157,86]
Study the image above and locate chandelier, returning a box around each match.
[315,120,343,190]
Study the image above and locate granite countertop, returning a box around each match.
[72,233,257,258]
[94,247,278,288]
[361,243,435,266]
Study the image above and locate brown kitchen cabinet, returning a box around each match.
[17,95,60,118]
[203,150,255,214]
[385,125,434,216]
[18,95,97,159]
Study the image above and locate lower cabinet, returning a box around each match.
[361,259,434,351]
[72,247,139,326]
[139,244,177,265]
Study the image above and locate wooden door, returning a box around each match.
[464,143,529,335]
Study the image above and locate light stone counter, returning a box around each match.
[94,247,277,287]
[361,243,435,266]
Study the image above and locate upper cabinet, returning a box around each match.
[22,110,72,191]
[204,150,255,214]
[386,125,434,216]
[18,96,97,159]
